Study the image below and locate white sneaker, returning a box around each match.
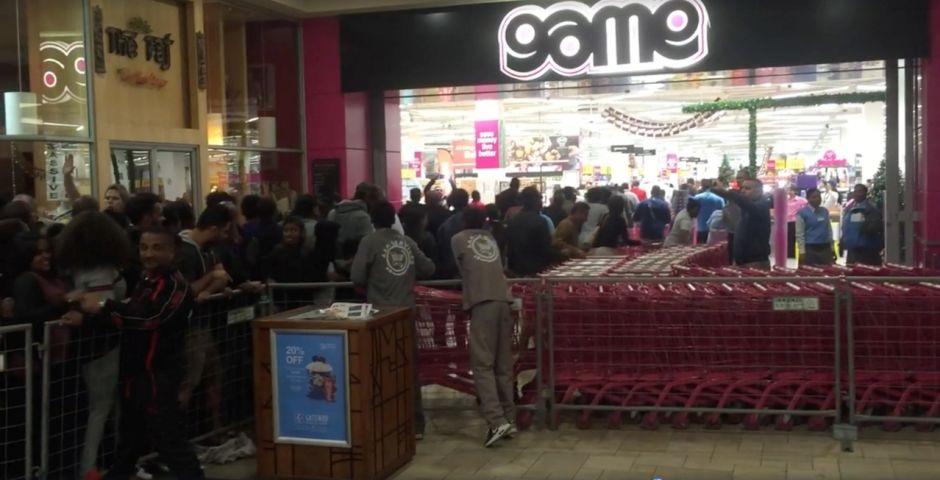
[484,423,512,448]
[505,422,518,439]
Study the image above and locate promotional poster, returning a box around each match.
[271,330,350,447]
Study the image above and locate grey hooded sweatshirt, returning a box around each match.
[351,229,435,307]
[329,200,374,249]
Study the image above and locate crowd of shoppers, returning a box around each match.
[0,170,889,470]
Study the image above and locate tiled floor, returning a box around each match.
[200,387,940,480]
[386,388,940,480]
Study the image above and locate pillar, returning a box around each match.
[918,0,940,267]
[302,17,370,199]
[302,18,401,206]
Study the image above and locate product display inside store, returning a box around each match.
[400,62,890,202]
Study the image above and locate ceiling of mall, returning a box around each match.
[231,0,514,16]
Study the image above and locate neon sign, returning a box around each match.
[498,0,710,81]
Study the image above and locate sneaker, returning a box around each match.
[415,432,424,441]
[484,423,512,448]
[504,422,518,439]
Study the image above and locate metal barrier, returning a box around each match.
[266,279,548,427]
[14,273,940,477]
[38,291,259,479]
[845,277,940,432]
[541,276,842,434]
[0,324,33,480]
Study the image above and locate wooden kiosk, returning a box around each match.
[252,306,416,479]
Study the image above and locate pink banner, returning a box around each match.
[666,153,678,172]
[817,150,847,168]
[475,120,500,169]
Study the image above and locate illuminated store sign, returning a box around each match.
[498,0,710,81]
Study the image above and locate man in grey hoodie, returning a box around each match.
[329,183,374,252]
[452,207,516,447]
[351,201,435,437]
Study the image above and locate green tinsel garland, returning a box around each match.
[681,92,886,114]
[681,92,887,173]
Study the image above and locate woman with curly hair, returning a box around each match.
[55,211,132,478]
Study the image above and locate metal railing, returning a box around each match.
[0,323,33,480]
[3,274,940,477]
[36,291,259,479]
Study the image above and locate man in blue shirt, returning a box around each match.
[633,186,672,242]
[693,179,726,244]
[795,188,835,265]
[841,184,883,265]
[713,179,771,269]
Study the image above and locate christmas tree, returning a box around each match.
[870,157,903,209]
[718,155,734,185]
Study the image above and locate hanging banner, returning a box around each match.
[271,329,350,447]
[666,153,678,173]
[45,145,66,201]
[475,119,501,169]
[452,139,476,167]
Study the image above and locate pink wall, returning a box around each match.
[303,17,370,199]
[919,0,940,266]
[302,18,401,205]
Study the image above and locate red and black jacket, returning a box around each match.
[91,266,194,394]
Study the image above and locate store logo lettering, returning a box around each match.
[498,0,710,81]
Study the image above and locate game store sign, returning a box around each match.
[498,0,709,81]
[340,0,927,91]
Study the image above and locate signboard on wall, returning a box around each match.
[312,159,340,200]
[498,0,710,81]
[340,0,928,91]
[270,329,350,446]
[475,120,501,169]
[90,0,189,129]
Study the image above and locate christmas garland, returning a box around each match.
[680,91,886,174]
[680,92,886,114]
[601,107,723,137]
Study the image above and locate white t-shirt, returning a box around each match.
[664,209,694,247]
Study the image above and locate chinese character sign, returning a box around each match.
[271,330,350,446]
[475,120,501,169]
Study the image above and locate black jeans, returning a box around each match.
[104,374,203,480]
[847,248,882,266]
[802,243,835,266]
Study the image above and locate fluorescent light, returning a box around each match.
[246,117,259,123]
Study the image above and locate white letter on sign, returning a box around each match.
[498,0,710,81]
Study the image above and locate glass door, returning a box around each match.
[110,144,197,203]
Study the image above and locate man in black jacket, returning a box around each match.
[65,227,203,480]
[495,177,521,219]
[506,186,558,276]
[713,179,772,269]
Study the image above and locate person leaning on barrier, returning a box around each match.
[351,201,435,439]
[178,204,233,300]
[62,226,204,480]
[55,211,132,478]
[451,207,518,447]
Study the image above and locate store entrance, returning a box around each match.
[109,143,197,204]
